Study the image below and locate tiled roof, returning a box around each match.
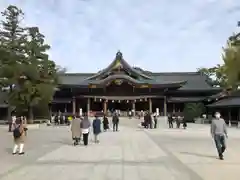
[207,90,240,107]
[58,52,218,91]
[59,72,218,91]
[207,97,240,107]
[168,97,205,103]
[152,72,216,90]
[59,73,93,86]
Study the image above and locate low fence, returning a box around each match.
[0,119,47,125]
[194,117,239,127]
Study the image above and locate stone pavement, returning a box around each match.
[1,118,240,179]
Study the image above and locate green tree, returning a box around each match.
[197,65,227,88]
[197,22,240,90]
[0,5,26,115]
[13,27,59,122]
[183,103,206,122]
[222,39,240,89]
[0,5,60,122]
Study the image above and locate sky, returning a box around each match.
[0,0,240,73]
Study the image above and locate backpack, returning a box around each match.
[13,125,22,138]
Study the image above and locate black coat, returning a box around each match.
[112,115,119,124]
[103,117,109,129]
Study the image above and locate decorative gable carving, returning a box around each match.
[86,51,152,82]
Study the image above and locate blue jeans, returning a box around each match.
[214,134,226,156]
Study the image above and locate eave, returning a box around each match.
[207,97,240,108]
[168,97,205,103]
[86,51,152,80]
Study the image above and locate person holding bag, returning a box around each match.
[12,118,27,155]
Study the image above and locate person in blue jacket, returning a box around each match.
[92,115,101,143]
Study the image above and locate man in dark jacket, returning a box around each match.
[92,115,101,143]
[112,112,119,131]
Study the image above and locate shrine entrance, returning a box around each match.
[107,100,131,111]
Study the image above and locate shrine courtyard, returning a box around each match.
[1,118,240,180]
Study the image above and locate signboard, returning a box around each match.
[89,84,97,88]
[140,84,149,88]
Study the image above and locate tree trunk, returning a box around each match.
[27,106,34,124]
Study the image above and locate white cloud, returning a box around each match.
[0,0,240,72]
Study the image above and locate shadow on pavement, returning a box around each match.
[51,139,72,146]
[180,151,217,159]
[5,147,12,154]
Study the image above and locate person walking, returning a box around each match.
[102,115,109,131]
[168,114,173,128]
[71,116,81,146]
[112,112,119,131]
[149,113,153,129]
[153,114,158,129]
[80,115,91,146]
[145,111,152,129]
[182,116,187,129]
[176,116,181,128]
[92,115,101,143]
[143,112,147,128]
[12,118,27,155]
[211,112,228,160]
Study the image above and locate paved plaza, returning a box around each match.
[1,118,240,180]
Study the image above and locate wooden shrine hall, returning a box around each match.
[51,51,220,116]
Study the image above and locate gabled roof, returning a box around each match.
[86,51,152,80]
[57,52,219,91]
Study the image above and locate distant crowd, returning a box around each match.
[8,111,228,161]
[167,114,187,129]
[70,113,119,146]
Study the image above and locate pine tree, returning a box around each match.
[0,5,60,122]
[16,27,59,121]
[0,5,27,114]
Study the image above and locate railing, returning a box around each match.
[0,119,47,124]
[194,118,240,127]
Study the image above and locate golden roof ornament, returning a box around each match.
[113,51,123,69]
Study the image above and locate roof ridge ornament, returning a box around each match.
[116,50,123,59]
[113,51,123,69]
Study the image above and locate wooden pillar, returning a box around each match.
[103,100,107,115]
[87,98,91,116]
[164,96,167,116]
[149,98,152,114]
[72,97,76,115]
[132,100,135,116]
[238,108,240,128]
[64,104,67,113]
[173,103,175,113]
[228,109,231,127]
